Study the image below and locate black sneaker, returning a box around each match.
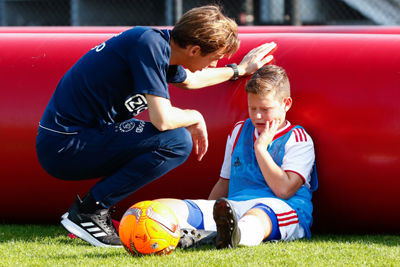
[61,195,122,247]
[213,198,241,249]
[177,228,217,249]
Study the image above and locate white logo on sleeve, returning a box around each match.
[91,42,106,52]
[125,94,148,116]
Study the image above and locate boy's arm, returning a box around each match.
[254,120,304,199]
[175,42,276,89]
[255,147,303,199]
[208,178,229,200]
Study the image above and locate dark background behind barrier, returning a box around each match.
[1,0,400,27]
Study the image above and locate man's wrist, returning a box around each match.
[225,63,239,81]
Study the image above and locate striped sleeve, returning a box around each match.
[281,128,315,188]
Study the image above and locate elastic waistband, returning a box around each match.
[39,109,82,134]
[38,124,78,135]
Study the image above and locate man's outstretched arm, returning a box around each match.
[176,42,277,89]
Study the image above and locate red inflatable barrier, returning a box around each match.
[1,32,400,234]
[1,25,400,34]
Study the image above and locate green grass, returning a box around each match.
[0,225,399,266]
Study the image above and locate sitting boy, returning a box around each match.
[156,65,318,249]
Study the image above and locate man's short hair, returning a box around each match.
[245,65,291,100]
[171,5,239,57]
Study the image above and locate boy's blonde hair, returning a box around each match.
[171,5,239,57]
[245,65,290,100]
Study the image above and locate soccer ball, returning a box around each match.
[119,200,180,256]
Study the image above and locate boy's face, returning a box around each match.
[247,92,292,134]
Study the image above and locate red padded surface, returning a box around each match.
[1,32,399,233]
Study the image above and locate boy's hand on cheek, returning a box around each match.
[254,120,280,149]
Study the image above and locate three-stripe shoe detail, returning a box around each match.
[80,222,107,237]
[61,195,122,247]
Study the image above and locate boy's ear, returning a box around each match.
[284,97,292,111]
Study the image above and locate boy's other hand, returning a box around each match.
[238,42,277,77]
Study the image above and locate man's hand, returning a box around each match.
[254,119,280,150]
[238,42,277,76]
[186,115,208,161]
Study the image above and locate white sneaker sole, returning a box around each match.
[61,215,122,248]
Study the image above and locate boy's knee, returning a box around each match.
[249,203,282,241]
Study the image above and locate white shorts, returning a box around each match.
[188,198,305,241]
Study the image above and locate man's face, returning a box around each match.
[247,92,291,134]
[186,47,225,72]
